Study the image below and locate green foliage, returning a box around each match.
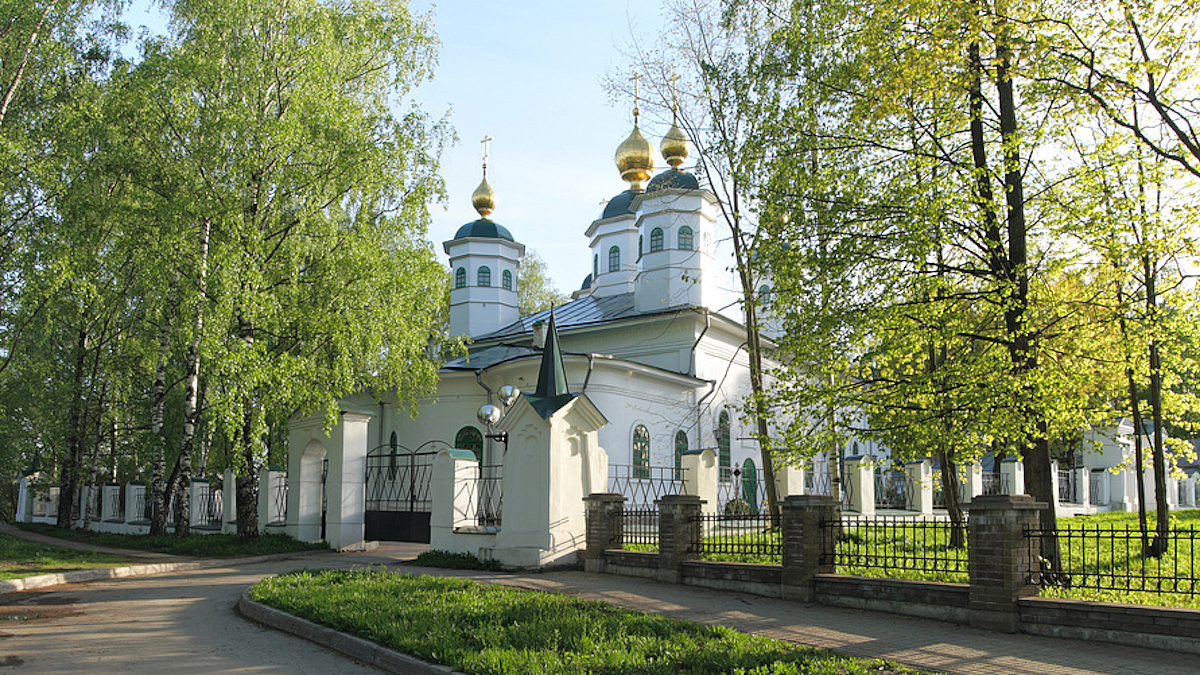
[410,549,506,571]
[517,250,569,315]
[250,569,933,675]
[16,523,326,557]
[0,534,135,580]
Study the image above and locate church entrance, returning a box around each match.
[363,436,443,543]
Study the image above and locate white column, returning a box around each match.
[1050,461,1061,507]
[1000,458,1024,495]
[257,467,271,533]
[15,476,30,523]
[126,483,144,522]
[681,448,717,513]
[844,456,875,516]
[963,463,983,503]
[905,459,934,514]
[223,469,237,534]
[324,411,372,551]
[430,448,479,545]
[774,463,804,499]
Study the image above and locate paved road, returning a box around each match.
[1,539,1198,675]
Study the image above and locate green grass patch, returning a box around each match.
[0,534,137,580]
[250,568,936,675]
[410,550,506,571]
[16,523,327,558]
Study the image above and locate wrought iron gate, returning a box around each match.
[363,440,443,543]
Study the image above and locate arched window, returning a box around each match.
[674,430,688,481]
[678,226,694,251]
[650,227,664,252]
[608,246,620,273]
[632,425,650,479]
[718,410,731,481]
[454,267,466,289]
[455,426,484,463]
[477,266,491,287]
[638,234,643,259]
[502,269,513,291]
[593,254,599,279]
[741,459,758,514]
[758,284,772,307]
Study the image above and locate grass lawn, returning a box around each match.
[0,534,138,580]
[251,568,937,675]
[16,523,327,558]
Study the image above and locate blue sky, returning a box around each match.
[121,1,667,294]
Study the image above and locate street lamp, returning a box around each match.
[477,384,520,452]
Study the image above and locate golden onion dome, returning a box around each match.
[661,119,689,168]
[615,122,656,190]
[471,175,496,218]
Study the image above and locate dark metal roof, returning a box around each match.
[454,218,514,241]
[441,343,539,371]
[601,189,638,219]
[472,293,652,342]
[646,168,700,192]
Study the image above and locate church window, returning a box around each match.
[502,269,513,291]
[638,234,643,259]
[678,226,694,251]
[454,267,466,288]
[741,459,758,513]
[632,425,650,479]
[477,266,491,287]
[674,430,688,481]
[608,246,620,273]
[718,410,731,481]
[650,227,664,252]
[594,254,599,278]
[758,284,772,307]
[455,426,484,463]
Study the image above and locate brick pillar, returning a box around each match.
[781,494,838,602]
[967,494,1045,633]
[656,494,704,584]
[584,493,626,574]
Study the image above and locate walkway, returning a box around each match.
[0,531,1195,674]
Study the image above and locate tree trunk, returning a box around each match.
[1115,278,1151,550]
[236,397,260,539]
[994,10,1059,567]
[149,313,171,536]
[1144,254,1169,557]
[175,219,210,538]
[56,327,89,530]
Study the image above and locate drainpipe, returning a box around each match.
[691,310,715,447]
[475,370,494,464]
[582,353,596,392]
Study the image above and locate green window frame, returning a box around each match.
[650,227,664,252]
[633,425,650,479]
[718,410,731,481]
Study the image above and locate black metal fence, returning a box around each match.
[824,516,970,580]
[1025,525,1200,597]
[618,507,659,550]
[689,512,781,563]
[1058,469,1081,504]
[465,464,503,527]
[608,464,687,509]
[194,481,223,529]
[269,475,288,526]
[875,470,912,510]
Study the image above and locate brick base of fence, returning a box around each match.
[585,492,1200,655]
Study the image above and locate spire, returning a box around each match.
[614,73,655,190]
[534,310,570,398]
[471,135,496,218]
[524,308,578,419]
[662,76,689,168]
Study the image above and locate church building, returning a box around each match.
[290,105,781,559]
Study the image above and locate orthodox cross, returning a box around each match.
[481,134,492,175]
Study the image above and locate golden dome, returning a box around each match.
[661,119,689,168]
[615,123,656,190]
[471,175,495,218]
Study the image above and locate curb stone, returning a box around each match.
[237,591,464,675]
[0,549,335,596]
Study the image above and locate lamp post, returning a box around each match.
[477,384,520,454]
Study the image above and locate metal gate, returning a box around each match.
[363,440,444,543]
